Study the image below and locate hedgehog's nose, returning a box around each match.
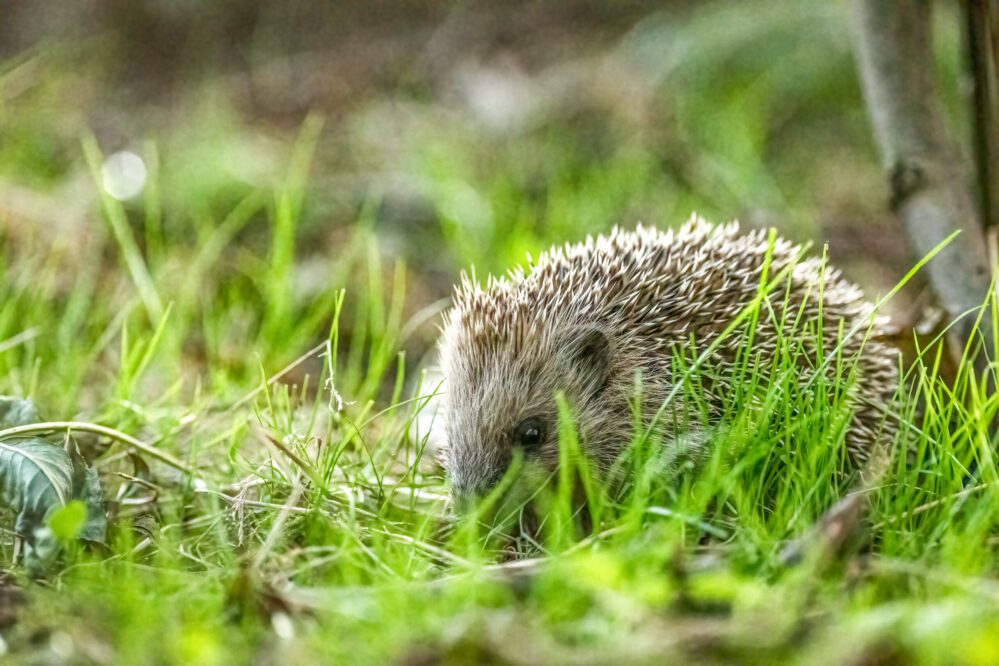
[453,492,475,514]
[448,478,474,513]
[450,472,502,513]
[451,478,489,513]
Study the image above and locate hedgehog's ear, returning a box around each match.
[563,326,612,396]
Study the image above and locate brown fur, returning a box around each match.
[439,217,899,503]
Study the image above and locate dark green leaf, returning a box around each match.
[0,397,40,429]
[70,450,107,545]
[0,438,75,571]
[0,397,107,573]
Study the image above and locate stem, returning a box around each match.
[0,421,195,476]
[965,0,999,242]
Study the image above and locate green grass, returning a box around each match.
[2,1,998,663]
[2,154,997,664]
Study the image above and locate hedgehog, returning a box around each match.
[438,216,899,505]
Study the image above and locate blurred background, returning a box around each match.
[0,0,972,406]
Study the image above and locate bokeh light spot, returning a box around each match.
[101,150,148,201]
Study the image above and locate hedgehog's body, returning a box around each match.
[439,218,899,503]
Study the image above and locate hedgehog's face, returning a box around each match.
[440,323,619,507]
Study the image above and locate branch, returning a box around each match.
[965,0,999,242]
[851,0,996,368]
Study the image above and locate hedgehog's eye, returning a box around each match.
[514,417,545,450]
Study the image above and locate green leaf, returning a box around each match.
[49,500,87,541]
[0,439,74,516]
[0,397,40,429]
[0,396,107,573]
[0,438,75,571]
[1,440,108,572]
[70,451,107,545]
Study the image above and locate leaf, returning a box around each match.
[0,439,73,516]
[70,450,107,544]
[0,438,75,571]
[0,397,40,429]
[0,396,107,574]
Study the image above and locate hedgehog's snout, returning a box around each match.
[448,461,506,512]
[450,485,480,514]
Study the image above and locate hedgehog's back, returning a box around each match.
[445,216,900,464]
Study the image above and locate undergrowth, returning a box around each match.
[2,2,998,663]
[1,140,997,662]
